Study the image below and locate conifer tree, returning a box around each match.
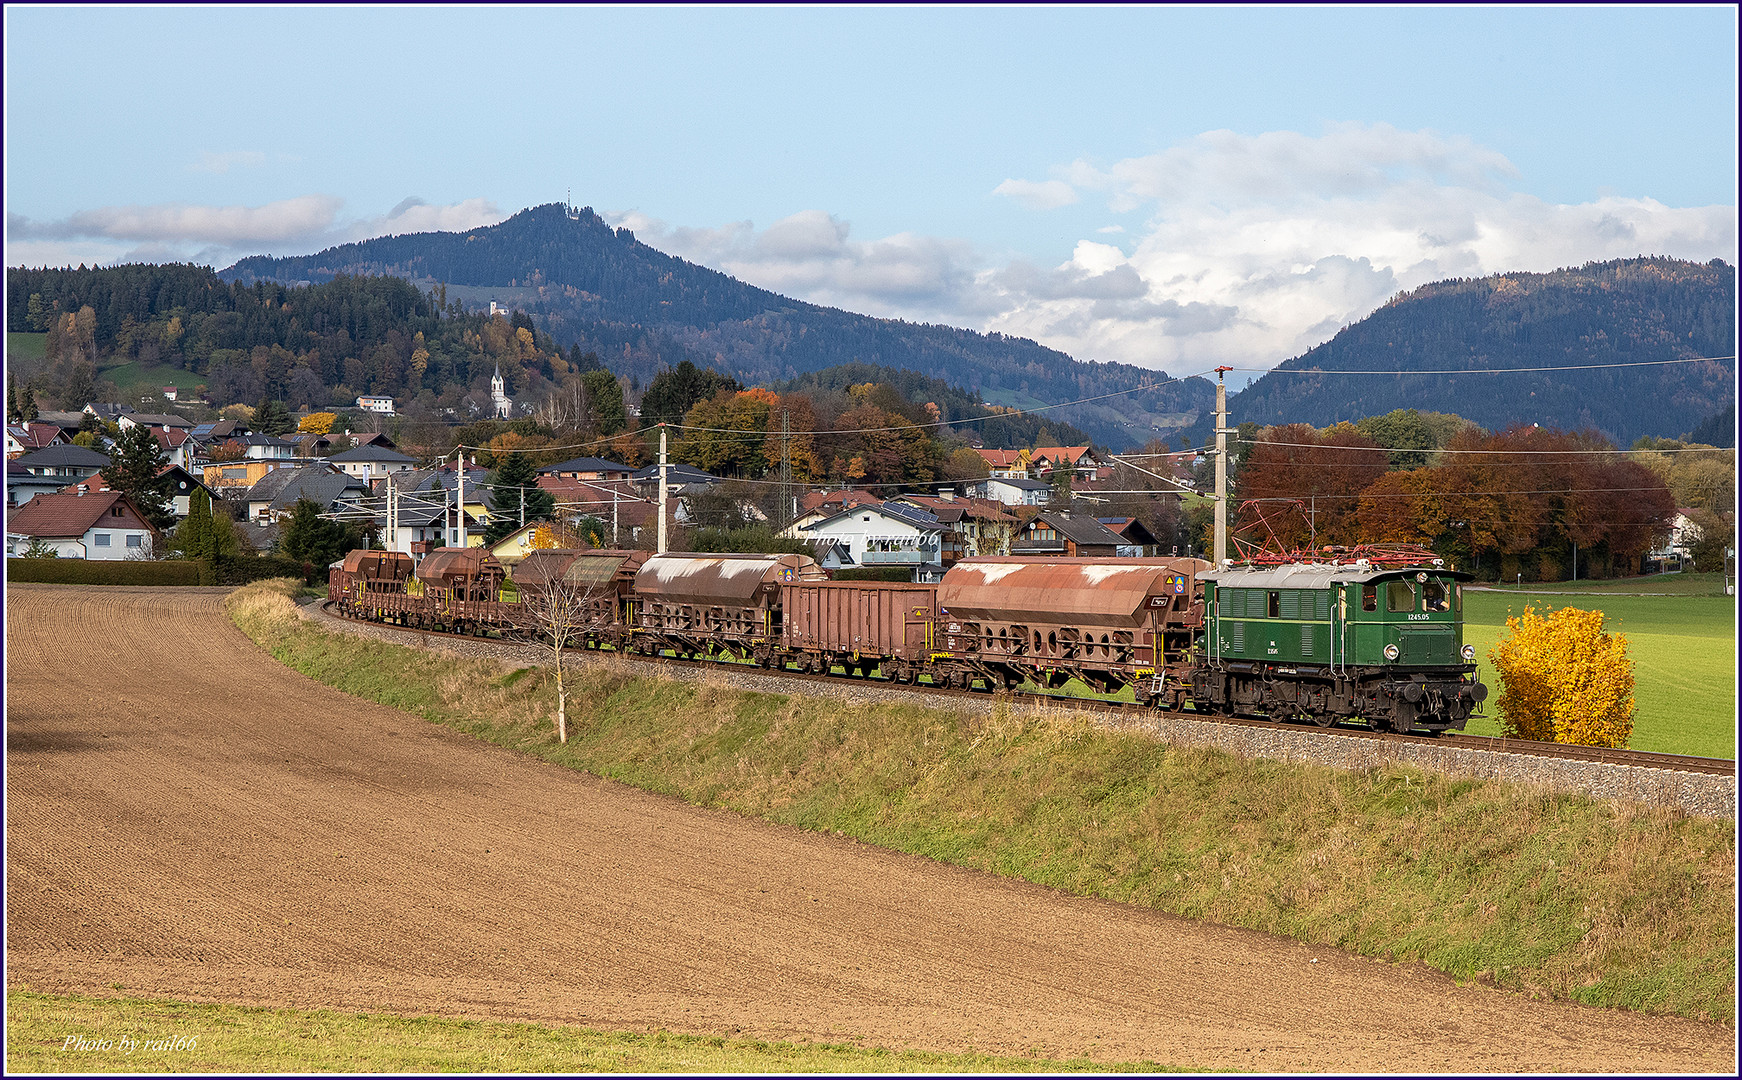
[484,450,556,545]
[254,398,295,436]
[100,424,175,530]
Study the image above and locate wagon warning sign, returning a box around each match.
[1168,574,1187,594]
[780,568,794,582]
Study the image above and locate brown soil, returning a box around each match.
[5,584,1733,1072]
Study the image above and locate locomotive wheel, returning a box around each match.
[1311,711,1335,728]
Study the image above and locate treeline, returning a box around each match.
[1229,409,1735,580]
[6,263,600,415]
[423,360,1029,492]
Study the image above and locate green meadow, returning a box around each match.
[4,992,1183,1074]
[1462,576,1737,759]
[6,331,48,363]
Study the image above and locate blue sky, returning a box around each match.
[5,5,1736,380]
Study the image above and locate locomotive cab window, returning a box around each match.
[1423,581,1449,612]
[1386,580,1415,613]
[1361,584,1377,612]
[1267,591,1280,618]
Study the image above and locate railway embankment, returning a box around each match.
[240,581,1736,1024]
[302,592,1735,819]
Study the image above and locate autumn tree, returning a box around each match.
[762,394,821,482]
[1489,606,1634,747]
[1233,422,1388,550]
[676,388,777,477]
[298,412,338,434]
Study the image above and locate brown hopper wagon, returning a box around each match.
[933,556,1211,703]
[631,553,824,664]
[407,548,510,633]
[329,550,416,619]
[507,549,649,645]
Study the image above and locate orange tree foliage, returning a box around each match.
[1489,605,1635,748]
[1234,422,1388,549]
[1355,424,1675,578]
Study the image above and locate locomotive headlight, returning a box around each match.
[1383,644,1400,661]
[1461,644,1476,661]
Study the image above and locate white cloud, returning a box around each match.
[991,178,1079,211]
[6,196,503,270]
[609,208,993,319]
[615,126,1731,379]
[992,127,1733,375]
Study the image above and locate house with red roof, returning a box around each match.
[7,489,156,559]
[5,423,66,459]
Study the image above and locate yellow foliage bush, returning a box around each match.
[297,412,337,434]
[1489,606,1635,747]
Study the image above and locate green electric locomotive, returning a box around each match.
[1191,560,1487,733]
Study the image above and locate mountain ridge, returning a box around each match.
[223,204,1212,449]
[208,207,1735,450]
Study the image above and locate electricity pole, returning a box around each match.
[657,424,669,554]
[1213,366,1232,566]
[778,409,793,532]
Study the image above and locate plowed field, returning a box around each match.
[5,584,1733,1071]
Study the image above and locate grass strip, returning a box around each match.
[3,991,1186,1074]
[230,581,1737,1024]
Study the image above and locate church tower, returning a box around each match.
[491,364,512,420]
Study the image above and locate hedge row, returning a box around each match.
[5,558,205,586]
[5,556,320,587]
[214,556,319,587]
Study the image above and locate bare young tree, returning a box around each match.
[517,573,613,743]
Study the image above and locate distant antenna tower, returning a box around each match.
[566,188,580,221]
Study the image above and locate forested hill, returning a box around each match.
[220,203,1213,449]
[1217,257,1736,448]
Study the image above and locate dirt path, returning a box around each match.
[5,584,1733,1072]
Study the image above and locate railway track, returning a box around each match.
[318,600,1735,779]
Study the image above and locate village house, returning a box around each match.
[242,464,369,523]
[972,448,1032,479]
[12,443,111,487]
[57,466,219,521]
[1097,517,1164,558]
[1030,446,1099,479]
[538,456,634,482]
[886,491,1017,562]
[535,475,652,548]
[967,475,1053,507]
[5,422,67,458]
[800,500,946,582]
[7,489,156,559]
[328,443,419,483]
[1010,511,1126,558]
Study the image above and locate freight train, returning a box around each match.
[329,545,1487,734]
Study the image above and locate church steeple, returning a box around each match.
[490,363,511,420]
